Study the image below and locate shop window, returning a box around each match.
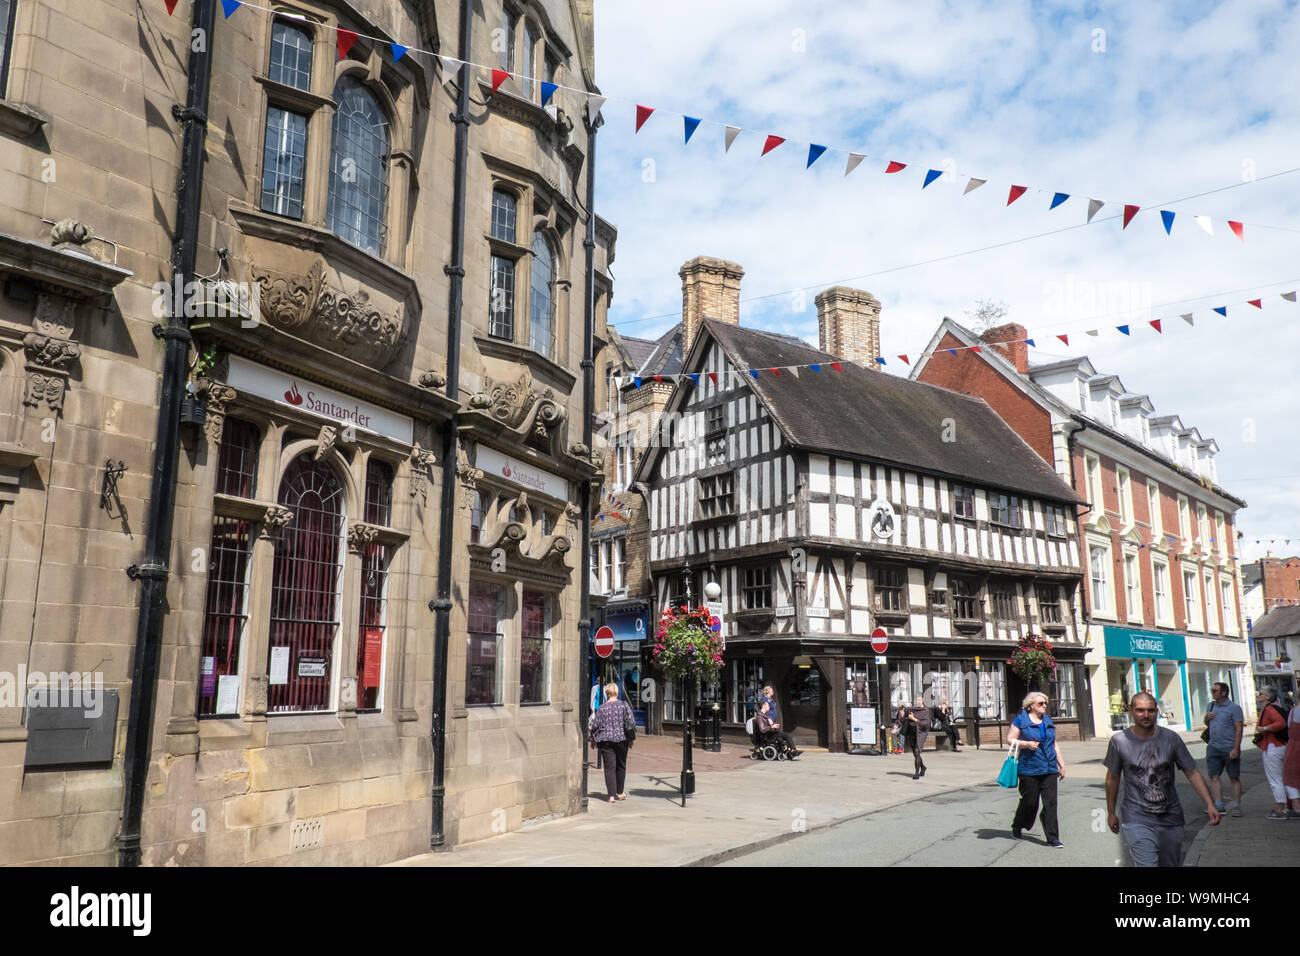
[268,454,346,713]
[466,581,504,705]
[729,659,765,724]
[197,516,254,717]
[953,483,975,519]
[744,565,772,609]
[976,662,1007,720]
[520,589,550,704]
[874,566,905,612]
[215,418,260,498]
[1048,665,1077,718]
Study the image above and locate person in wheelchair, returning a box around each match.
[752,699,800,759]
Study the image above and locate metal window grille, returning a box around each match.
[744,566,772,609]
[466,581,503,705]
[197,516,253,716]
[268,454,345,713]
[326,76,388,256]
[260,106,308,220]
[1037,584,1062,624]
[269,20,313,90]
[529,231,554,357]
[953,484,975,518]
[364,459,393,526]
[356,540,388,711]
[520,589,549,704]
[874,566,905,612]
[489,254,515,339]
[215,419,260,498]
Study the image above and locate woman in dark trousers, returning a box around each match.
[903,695,932,779]
[934,697,963,752]
[1007,691,1067,847]
[591,681,636,802]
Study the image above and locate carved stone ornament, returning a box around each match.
[410,442,437,503]
[315,424,337,461]
[339,677,358,713]
[467,368,566,453]
[22,295,81,412]
[259,505,294,540]
[455,444,483,508]
[247,674,268,717]
[346,521,380,553]
[196,380,238,442]
[49,218,94,250]
[417,369,447,390]
[568,442,590,459]
[250,258,407,369]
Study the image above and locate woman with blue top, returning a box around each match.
[1007,691,1067,847]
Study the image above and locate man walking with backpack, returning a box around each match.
[1203,682,1244,817]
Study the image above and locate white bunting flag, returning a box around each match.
[845,152,866,176]
[1195,215,1214,236]
[439,56,460,89]
[586,93,606,123]
[1180,313,1194,326]
[1282,291,1297,302]
[1086,329,1100,336]
[788,366,800,378]
[1086,199,1104,223]
[724,125,742,153]
[963,177,986,195]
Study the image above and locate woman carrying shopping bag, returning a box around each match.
[1006,691,1067,847]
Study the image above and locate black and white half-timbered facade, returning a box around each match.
[635,319,1091,750]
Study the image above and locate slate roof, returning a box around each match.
[636,327,684,377]
[1250,605,1300,639]
[703,320,1085,505]
[1243,563,1263,590]
[620,334,658,370]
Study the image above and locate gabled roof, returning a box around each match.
[636,326,684,378]
[639,319,1084,505]
[1243,564,1263,589]
[619,334,659,370]
[1250,605,1300,639]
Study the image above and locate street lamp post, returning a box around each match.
[680,567,695,806]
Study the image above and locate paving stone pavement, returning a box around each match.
[391,732,1298,867]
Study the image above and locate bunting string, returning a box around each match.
[169,0,1292,241]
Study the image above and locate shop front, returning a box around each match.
[1103,627,1190,732]
[592,602,650,728]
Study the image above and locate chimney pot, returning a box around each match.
[980,322,1029,374]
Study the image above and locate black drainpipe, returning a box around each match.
[578,109,598,808]
[117,0,216,867]
[429,0,474,849]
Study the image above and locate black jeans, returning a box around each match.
[910,732,928,773]
[598,741,628,797]
[1013,773,1059,842]
[944,724,962,749]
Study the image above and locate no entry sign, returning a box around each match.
[594,625,615,659]
[870,628,889,654]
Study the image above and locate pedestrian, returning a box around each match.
[1254,687,1294,820]
[889,701,908,754]
[1285,701,1300,818]
[902,695,931,779]
[1202,682,1244,817]
[591,680,636,803]
[1105,691,1220,867]
[756,700,799,757]
[1007,691,1066,847]
[933,697,963,752]
[760,685,781,727]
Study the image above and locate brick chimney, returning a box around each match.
[980,322,1029,374]
[815,286,881,368]
[680,256,743,352]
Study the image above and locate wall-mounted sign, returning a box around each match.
[476,446,570,501]
[868,498,896,540]
[775,605,795,618]
[227,355,414,445]
[1103,626,1187,662]
[604,607,648,643]
[807,607,830,619]
[297,656,327,678]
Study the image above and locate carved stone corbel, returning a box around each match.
[410,442,437,503]
[22,295,80,413]
[417,369,447,390]
[197,380,238,442]
[247,674,268,717]
[339,677,358,713]
[455,444,483,508]
[346,521,380,554]
[259,506,294,540]
[314,424,337,461]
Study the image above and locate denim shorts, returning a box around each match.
[1206,749,1240,780]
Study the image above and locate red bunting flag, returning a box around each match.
[885,161,906,173]
[970,346,982,353]
[897,355,910,365]
[1007,185,1028,205]
[831,362,842,372]
[1122,204,1140,229]
[165,0,179,13]
[612,511,621,519]
[708,372,718,386]
[1149,319,1162,333]
[1057,334,1069,345]
[653,375,663,383]
[1248,298,1262,309]
[1228,220,1244,241]
[768,367,781,376]
[490,69,510,93]
[635,105,654,133]
[337,29,359,60]
[761,135,785,156]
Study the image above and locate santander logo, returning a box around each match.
[501,464,511,478]
[284,381,303,406]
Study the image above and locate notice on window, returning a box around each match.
[363,629,383,689]
[850,707,877,745]
[215,675,240,715]
[270,646,290,686]
[298,656,327,678]
[200,656,217,697]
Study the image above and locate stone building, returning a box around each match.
[0,0,613,865]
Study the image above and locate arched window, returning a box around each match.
[529,230,554,357]
[268,453,345,713]
[327,76,389,255]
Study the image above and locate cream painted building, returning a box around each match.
[0,0,613,865]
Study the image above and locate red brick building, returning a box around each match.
[913,319,1255,733]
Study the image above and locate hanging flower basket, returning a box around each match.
[1010,634,1057,690]
[651,605,724,683]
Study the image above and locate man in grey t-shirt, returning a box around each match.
[1203,682,1244,816]
[1104,691,1220,867]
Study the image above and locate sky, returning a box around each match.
[591,0,1300,558]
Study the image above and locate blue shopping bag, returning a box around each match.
[996,741,1020,788]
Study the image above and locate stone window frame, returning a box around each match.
[0,0,17,99]
[250,5,416,267]
[195,403,411,728]
[484,171,571,365]
[1151,555,1173,627]
[503,1,569,104]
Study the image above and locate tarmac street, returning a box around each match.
[392,732,1298,867]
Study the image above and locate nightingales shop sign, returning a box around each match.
[1103,626,1187,662]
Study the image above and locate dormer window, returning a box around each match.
[1077,381,1089,414]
